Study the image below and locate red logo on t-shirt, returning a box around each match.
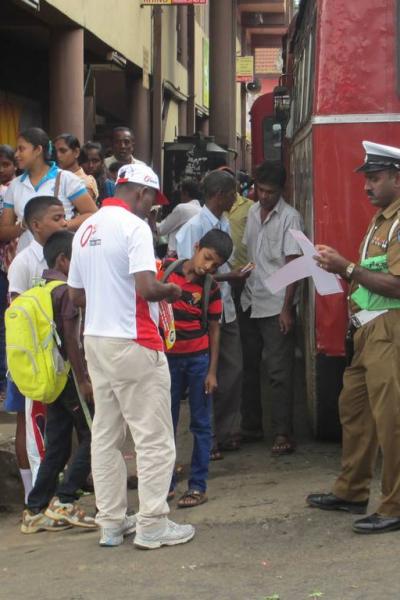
[80,225,96,247]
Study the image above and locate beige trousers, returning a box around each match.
[84,336,175,531]
[332,310,400,516]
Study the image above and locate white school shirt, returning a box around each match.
[104,155,146,169]
[68,198,163,351]
[8,240,47,295]
[175,205,236,324]
[157,199,201,252]
[241,198,303,318]
[4,162,87,252]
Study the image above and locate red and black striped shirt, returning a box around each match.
[161,259,222,356]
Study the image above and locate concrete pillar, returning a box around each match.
[152,6,163,180]
[209,0,237,162]
[186,5,196,135]
[128,78,151,164]
[240,24,248,171]
[178,101,188,136]
[49,28,84,141]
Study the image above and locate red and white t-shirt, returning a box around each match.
[68,198,163,351]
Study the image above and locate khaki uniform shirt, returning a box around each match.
[350,197,400,314]
[226,193,253,270]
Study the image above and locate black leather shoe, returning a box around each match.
[306,493,368,514]
[353,513,400,534]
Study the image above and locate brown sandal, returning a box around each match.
[210,446,224,461]
[177,490,208,509]
[271,435,296,456]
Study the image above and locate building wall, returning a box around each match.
[164,100,180,143]
[47,0,152,71]
[194,10,209,113]
[162,7,188,98]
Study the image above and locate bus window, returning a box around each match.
[263,117,282,161]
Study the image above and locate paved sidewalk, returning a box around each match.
[0,402,397,600]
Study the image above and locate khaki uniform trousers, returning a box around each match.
[332,310,400,516]
[84,336,176,533]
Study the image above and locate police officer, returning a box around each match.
[307,141,400,534]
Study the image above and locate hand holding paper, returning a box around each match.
[265,230,343,296]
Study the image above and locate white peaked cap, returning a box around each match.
[116,163,169,205]
[356,141,400,172]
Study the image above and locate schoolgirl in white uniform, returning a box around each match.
[0,127,97,490]
[0,127,97,251]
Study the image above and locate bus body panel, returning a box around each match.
[315,0,398,116]
[250,92,284,169]
[313,121,400,356]
[250,0,400,437]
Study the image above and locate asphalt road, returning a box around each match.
[1,405,399,600]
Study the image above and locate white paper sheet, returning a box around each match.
[265,229,343,296]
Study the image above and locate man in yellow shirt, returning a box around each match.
[219,167,253,270]
[228,192,254,270]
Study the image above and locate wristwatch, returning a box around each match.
[345,262,356,280]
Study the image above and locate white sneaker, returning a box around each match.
[134,519,195,550]
[21,509,71,534]
[99,515,137,547]
[45,497,97,529]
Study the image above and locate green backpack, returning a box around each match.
[5,280,70,404]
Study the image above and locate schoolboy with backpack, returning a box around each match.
[8,230,97,533]
[160,229,233,508]
[5,195,68,499]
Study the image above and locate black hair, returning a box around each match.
[180,178,201,200]
[24,196,63,228]
[0,144,16,164]
[18,128,52,164]
[108,160,124,173]
[43,230,74,268]
[112,126,133,138]
[81,141,104,160]
[198,229,233,264]
[202,170,236,200]
[254,161,286,189]
[237,170,251,185]
[54,133,81,150]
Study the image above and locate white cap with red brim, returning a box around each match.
[116,163,169,206]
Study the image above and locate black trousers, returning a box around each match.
[239,308,295,438]
[213,319,243,445]
[27,376,92,512]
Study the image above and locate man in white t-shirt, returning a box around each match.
[155,178,201,255]
[68,163,195,550]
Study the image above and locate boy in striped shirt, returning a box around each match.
[161,229,233,508]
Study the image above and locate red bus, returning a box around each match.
[251,0,400,439]
[250,93,282,168]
